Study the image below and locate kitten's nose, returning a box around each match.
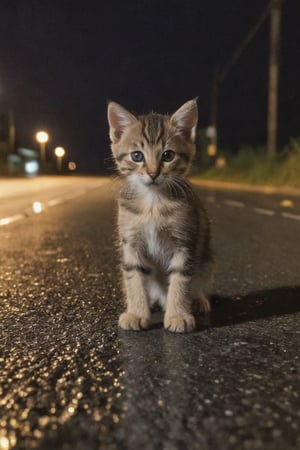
[148,172,159,180]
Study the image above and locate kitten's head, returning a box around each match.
[107,99,198,186]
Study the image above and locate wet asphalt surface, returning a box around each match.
[0,178,299,450]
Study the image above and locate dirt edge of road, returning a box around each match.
[190,178,300,197]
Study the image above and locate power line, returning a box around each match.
[218,2,272,84]
[210,0,284,154]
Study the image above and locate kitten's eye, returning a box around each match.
[131,151,144,162]
[161,150,175,162]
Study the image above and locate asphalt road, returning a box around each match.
[0,176,299,450]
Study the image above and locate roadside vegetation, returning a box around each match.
[195,136,300,189]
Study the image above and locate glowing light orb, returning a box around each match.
[54,147,66,158]
[32,201,43,214]
[36,131,49,144]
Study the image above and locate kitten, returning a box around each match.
[107,99,214,333]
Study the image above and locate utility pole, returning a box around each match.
[209,69,219,154]
[8,110,15,153]
[210,1,283,155]
[267,0,283,156]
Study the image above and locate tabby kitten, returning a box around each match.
[108,99,213,333]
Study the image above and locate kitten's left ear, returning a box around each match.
[170,99,198,142]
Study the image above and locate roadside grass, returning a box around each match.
[197,138,300,188]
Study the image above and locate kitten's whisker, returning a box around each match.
[173,176,195,200]
[166,177,189,200]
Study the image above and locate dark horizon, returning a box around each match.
[0,0,299,172]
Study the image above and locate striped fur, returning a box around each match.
[108,99,214,333]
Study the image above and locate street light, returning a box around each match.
[36,131,49,163]
[54,146,66,172]
[68,161,77,171]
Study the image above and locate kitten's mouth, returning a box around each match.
[147,178,162,187]
[134,174,163,187]
[141,176,160,186]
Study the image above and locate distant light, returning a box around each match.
[36,131,49,144]
[68,161,76,171]
[54,146,66,158]
[207,144,217,157]
[32,202,43,214]
[25,160,39,176]
[206,126,216,139]
[216,156,226,168]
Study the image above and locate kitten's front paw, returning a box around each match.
[164,314,195,333]
[119,312,149,331]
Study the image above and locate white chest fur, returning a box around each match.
[140,204,172,267]
[143,218,160,258]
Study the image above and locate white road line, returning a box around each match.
[253,207,275,216]
[223,199,245,208]
[64,190,87,201]
[48,190,87,206]
[281,212,300,221]
[0,186,101,227]
[47,198,65,207]
[0,214,25,226]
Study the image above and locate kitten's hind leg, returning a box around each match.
[191,266,213,314]
[192,295,211,314]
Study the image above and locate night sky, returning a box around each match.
[0,0,299,172]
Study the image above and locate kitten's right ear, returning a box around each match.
[107,102,137,143]
[170,98,198,142]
